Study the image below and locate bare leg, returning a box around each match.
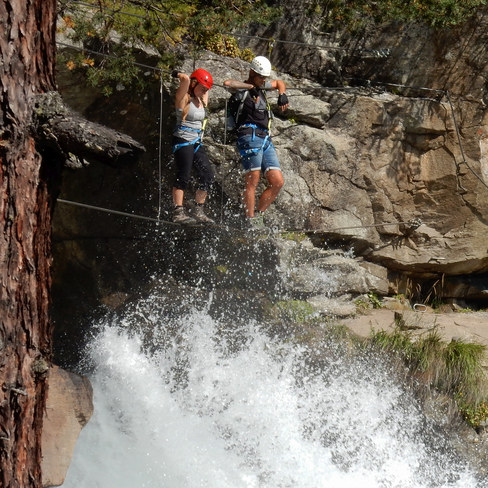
[172,187,184,207]
[195,189,208,205]
[256,169,284,212]
[243,170,261,217]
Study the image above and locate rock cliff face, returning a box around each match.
[207,4,488,300]
[190,47,488,301]
[246,2,488,296]
[53,6,488,340]
[49,10,488,481]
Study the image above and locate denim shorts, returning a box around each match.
[237,134,281,174]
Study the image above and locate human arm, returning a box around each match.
[223,79,254,93]
[173,71,191,110]
[270,79,288,112]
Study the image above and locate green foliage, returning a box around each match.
[354,292,382,313]
[197,33,255,60]
[367,292,382,309]
[354,296,370,313]
[215,264,228,274]
[269,300,316,323]
[278,231,307,242]
[443,340,486,392]
[370,326,488,427]
[457,395,488,428]
[59,0,279,94]
[189,0,279,38]
[308,0,486,31]
[370,328,417,360]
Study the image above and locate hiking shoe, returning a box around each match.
[246,212,265,230]
[173,206,197,225]
[192,205,215,224]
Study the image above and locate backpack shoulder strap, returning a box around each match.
[235,90,249,126]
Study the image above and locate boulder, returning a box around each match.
[42,366,93,488]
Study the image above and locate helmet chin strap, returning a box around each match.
[189,79,197,96]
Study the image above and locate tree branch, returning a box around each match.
[33,91,146,168]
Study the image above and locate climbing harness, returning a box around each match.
[236,90,273,157]
[238,124,271,157]
[172,118,207,154]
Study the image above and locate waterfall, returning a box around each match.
[61,288,482,488]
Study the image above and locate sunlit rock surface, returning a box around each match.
[42,366,93,487]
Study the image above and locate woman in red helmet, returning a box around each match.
[171,68,215,224]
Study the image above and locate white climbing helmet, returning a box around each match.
[250,56,272,77]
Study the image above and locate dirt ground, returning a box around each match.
[341,308,488,349]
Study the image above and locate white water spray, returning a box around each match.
[62,292,481,488]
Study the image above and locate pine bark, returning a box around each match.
[0,1,58,486]
[0,2,145,484]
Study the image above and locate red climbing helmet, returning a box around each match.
[190,69,213,90]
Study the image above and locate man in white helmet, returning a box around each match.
[224,56,289,229]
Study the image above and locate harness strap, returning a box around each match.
[236,88,272,135]
[173,119,207,153]
[240,123,268,140]
[238,123,271,157]
[172,136,202,154]
[261,90,273,132]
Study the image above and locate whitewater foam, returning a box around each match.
[62,300,480,488]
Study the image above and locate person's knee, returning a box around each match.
[199,175,214,192]
[246,181,259,191]
[267,171,284,191]
[274,176,284,190]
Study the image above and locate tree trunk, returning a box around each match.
[0,1,58,486]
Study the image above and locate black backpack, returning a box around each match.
[225,90,249,131]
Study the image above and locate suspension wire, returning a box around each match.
[57,198,160,222]
[221,98,228,224]
[65,1,361,54]
[223,31,349,52]
[57,198,423,236]
[67,0,147,20]
[347,78,446,96]
[56,41,166,72]
[157,71,164,220]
